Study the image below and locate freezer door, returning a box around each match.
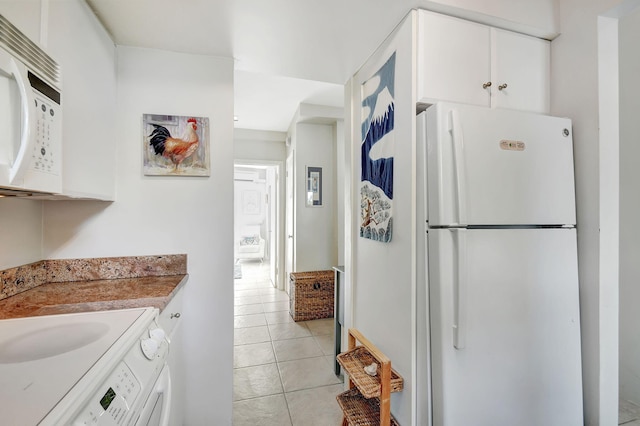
[425,103,576,226]
[428,228,583,426]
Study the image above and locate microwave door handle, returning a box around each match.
[9,58,36,185]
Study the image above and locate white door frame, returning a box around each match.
[285,150,295,294]
[234,160,285,290]
[598,0,640,423]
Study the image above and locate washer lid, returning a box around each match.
[0,308,152,426]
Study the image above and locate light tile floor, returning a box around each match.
[233,261,344,426]
[235,262,635,425]
[620,398,640,425]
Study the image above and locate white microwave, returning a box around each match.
[0,14,62,196]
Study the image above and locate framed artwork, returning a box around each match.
[242,190,261,215]
[360,52,396,242]
[143,114,210,176]
[306,166,322,207]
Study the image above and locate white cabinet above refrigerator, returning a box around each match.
[417,10,550,114]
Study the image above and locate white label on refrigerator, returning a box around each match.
[499,140,525,151]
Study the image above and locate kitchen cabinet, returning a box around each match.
[161,286,185,426]
[417,10,550,113]
[490,28,550,113]
[47,0,117,200]
[0,2,42,44]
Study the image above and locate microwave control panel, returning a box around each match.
[31,92,61,176]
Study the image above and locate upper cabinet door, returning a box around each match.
[47,0,117,200]
[491,28,550,113]
[418,11,491,107]
[417,10,551,114]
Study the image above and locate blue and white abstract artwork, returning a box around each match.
[360,52,395,242]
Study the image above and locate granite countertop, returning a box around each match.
[0,275,187,319]
[0,255,188,320]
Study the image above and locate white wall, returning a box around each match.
[293,122,337,271]
[0,199,42,270]
[42,46,235,424]
[422,0,558,38]
[234,128,286,161]
[618,4,640,407]
[551,0,622,424]
[349,12,415,425]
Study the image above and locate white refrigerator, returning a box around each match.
[417,102,583,426]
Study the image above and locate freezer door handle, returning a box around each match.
[451,228,467,349]
[449,109,468,225]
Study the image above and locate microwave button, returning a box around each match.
[50,109,54,116]
[41,104,46,112]
[41,148,46,156]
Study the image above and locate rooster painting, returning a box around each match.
[143,115,210,176]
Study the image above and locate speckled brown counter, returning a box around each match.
[0,255,188,319]
[0,275,187,319]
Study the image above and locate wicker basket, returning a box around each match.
[336,388,400,426]
[337,346,404,398]
[289,270,334,321]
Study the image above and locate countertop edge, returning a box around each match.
[0,274,189,320]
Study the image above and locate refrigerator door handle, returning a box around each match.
[448,109,468,225]
[451,228,467,349]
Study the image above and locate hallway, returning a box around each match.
[233,261,344,425]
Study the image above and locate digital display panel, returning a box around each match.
[100,387,116,410]
[27,71,60,104]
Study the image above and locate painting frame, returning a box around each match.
[242,189,261,215]
[143,113,210,176]
[306,166,323,207]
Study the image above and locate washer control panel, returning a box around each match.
[71,321,169,426]
[72,363,140,426]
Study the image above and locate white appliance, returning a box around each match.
[0,307,171,425]
[417,102,583,426]
[0,14,62,196]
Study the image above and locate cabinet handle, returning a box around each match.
[170,312,181,319]
[498,83,508,91]
[482,81,492,89]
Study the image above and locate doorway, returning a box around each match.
[234,162,283,290]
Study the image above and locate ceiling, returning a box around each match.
[84,0,420,132]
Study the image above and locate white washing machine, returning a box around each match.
[0,307,171,425]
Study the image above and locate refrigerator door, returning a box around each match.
[428,228,583,426]
[424,104,576,226]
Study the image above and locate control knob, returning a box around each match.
[140,338,159,360]
[141,326,167,360]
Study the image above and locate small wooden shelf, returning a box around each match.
[337,346,404,398]
[337,388,401,426]
[336,329,403,426]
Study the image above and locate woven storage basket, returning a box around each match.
[336,388,400,426]
[336,346,404,398]
[289,270,334,321]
